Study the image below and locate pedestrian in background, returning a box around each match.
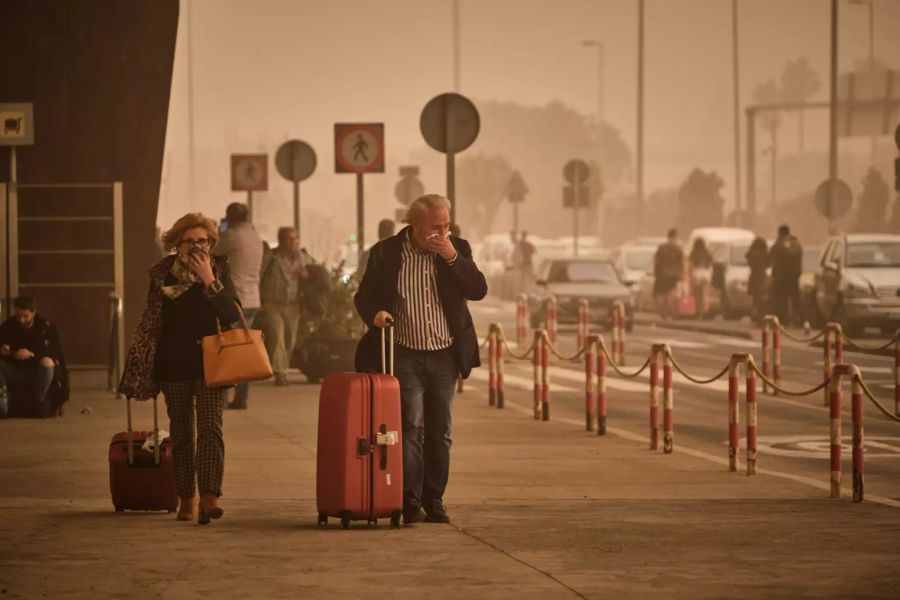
[259,226,311,386]
[355,219,395,282]
[212,202,262,409]
[516,231,536,294]
[745,237,769,322]
[688,237,713,319]
[768,224,803,326]
[653,229,684,319]
[119,212,240,524]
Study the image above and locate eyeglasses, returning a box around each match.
[180,238,210,248]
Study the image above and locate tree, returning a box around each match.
[855,168,890,232]
[676,168,725,233]
[779,57,821,152]
[456,152,514,240]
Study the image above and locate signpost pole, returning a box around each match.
[513,202,519,241]
[293,181,300,240]
[828,0,839,234]
[573,177,580,257]
[447,152,456,226]
[356,173,365,259]
[247,190,253,223]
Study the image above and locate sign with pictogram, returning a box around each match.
[0,102,34,146]
[335,123,384,173]
[231,154,268,191]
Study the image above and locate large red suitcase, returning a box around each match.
[109,396,178,512]
[317,327,403,528]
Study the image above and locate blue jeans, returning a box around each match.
[394,345,457,511]
[231,308,259,407]
[0,358,56,415]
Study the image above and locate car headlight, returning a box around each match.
[845,282,875,299]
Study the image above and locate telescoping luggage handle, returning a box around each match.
[125,395,161,466]
[380,317,394,376]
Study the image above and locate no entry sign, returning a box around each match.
[334,123,384,173]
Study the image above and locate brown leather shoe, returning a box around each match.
[176,496,195,521]
[198,492,223,525]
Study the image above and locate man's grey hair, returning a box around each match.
[404,194,452,224]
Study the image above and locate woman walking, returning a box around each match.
[120,213,240,524]
[745,237,770,322]
[688,238,714,319]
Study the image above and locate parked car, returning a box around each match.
[814,234,900,336]
[529,257,634,331]
[719,240,753,319]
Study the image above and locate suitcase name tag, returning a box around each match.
[375,431,398,446]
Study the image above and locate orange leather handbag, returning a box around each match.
[202,305,273,387]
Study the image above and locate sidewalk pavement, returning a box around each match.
[2,372,899,598]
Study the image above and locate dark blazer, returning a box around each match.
[354,227,488,379]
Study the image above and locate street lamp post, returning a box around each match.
[581,39,605,123]
[848,0,876,164]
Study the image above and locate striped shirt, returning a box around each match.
[394,232,455,351]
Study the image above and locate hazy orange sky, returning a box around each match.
[159,0,900,252]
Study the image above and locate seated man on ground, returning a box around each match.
[0,296,67,417]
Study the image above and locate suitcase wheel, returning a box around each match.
[317,512,327,526]
[114,507,124,513]
[390,511,401,529]
[340,511,352,529]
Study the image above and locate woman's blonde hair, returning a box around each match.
[161,212,219,252]
[404,194,452,224]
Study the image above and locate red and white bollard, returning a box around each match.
[496,326,505,409]
[488,325,497,407]
[851,370,864,502]
[662,345,674,454]
[541,331,551,421]
[894,332,900,417]
[596,337,608,435]
[516,293,529,347]
[761,317,770,394]
[546,296,558,345]
[746,358,758,475]
[584,336,595,431]
[532,330,543,420]
[823,323,844,406]
[577,299,590,352]
[828,364,865,502]
[610,301,626,365]
[772,320,782,396]
[649,345,661,450]
[728,355,741,472]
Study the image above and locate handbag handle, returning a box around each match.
[214,300,252,343]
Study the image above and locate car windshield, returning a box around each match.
[845,242,900,268]
[547,261,617,283]
[729,243,750,266]
[624,248,655,271]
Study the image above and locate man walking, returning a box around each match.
[260,226,311,386]
[212,202,262,408]
[769,224,803,326]
[653,229,684,319]
[354,194,487,525]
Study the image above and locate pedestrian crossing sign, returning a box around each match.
[335,123,384,173]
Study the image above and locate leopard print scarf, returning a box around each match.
[118,254,225,400]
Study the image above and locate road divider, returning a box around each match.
[483,321,900,503]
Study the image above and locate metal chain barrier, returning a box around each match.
[596,341,651,378]
[666,350,732,385]
[855,374,900,425]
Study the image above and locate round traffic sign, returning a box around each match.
[420,93,480,154]
[563,159,590,184]
[813,178,852,219]
[335,124,384,173]
[395,176,425,206]
[275,140,316,183]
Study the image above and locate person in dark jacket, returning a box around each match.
[119,213,240,525]
[354,194,487,525]
[769,224,804,326]
[0,295,67,417]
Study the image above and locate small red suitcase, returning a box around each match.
[317,326,403,528]
[109,396,178,513]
